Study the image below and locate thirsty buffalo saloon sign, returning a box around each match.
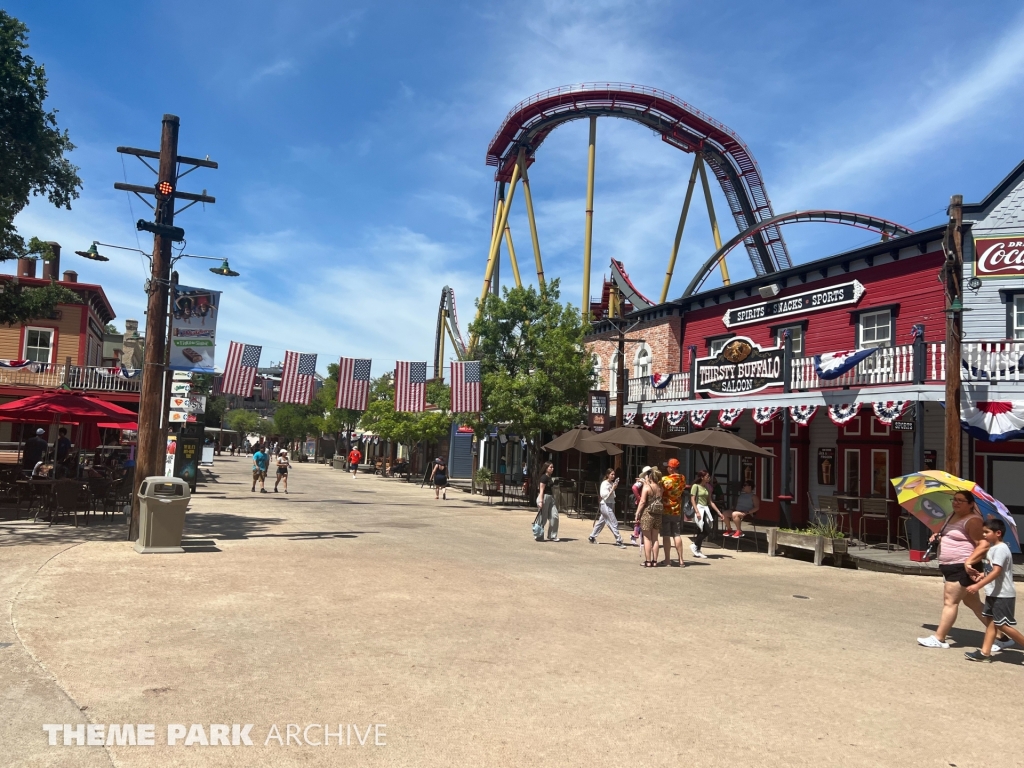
[695,337,784,395]
[974,235,1024,277]
[723,280,865,328]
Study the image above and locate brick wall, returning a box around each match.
[586,316,682,391]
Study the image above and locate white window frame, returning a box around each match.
[871,449,890,498]
[24,326,54,364]
[591,354,602,390]
[844,449,861,510]
[1014,296,1024,340]
[858,310,893,349]
[777,325,803,355]
[633,344,652,379]
[760,448,774,502]
[608,352,620,397]
[709,336,732,356]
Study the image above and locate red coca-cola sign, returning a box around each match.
[974,235,1024,277]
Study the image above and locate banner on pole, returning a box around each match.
[169,285,220,372]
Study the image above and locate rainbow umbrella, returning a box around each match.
[890,470,1019,553]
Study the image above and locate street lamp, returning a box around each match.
[75,242,240,277]
[74,243,109,261]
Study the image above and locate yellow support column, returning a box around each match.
[582,116,597,320]
[697,154,730,285]
[520,154,545,287]
[504,222,522,288]
[660,153,701,303]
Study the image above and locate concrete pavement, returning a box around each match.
[1,457,1021,767]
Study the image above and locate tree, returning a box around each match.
[0,11,82,262]
[359,374,453,447]
[469,280,593,437]
[226,409,261,437]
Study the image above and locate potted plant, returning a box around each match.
[768,520,848,566]
[474,467,495,495]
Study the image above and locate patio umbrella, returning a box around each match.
[0,390,137,423]
[583,424,667,447]
[543,427,622,456]
[662,427,774,457]
[890,470,1020,552]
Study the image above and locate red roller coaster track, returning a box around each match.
[486,83,790,276]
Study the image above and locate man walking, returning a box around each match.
[348,444,362,478]
[660,458,686,566]
[252,446,269,493]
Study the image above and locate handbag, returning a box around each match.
[922,517,951,562]
[683,498,695,521]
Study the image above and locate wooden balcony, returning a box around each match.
[0,364,142,394]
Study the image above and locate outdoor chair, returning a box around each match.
[87,478,114,522]
[578,481,601,520]
[858,497,892,551]
[722,507,763,554]
[818,495,850,538]
[897,512,914,550]
[50,480,84,527]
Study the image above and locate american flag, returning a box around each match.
[336,357,371,411]
[221,342,261,397]
[210,375,223,395]
[279,351,318,404]
[394,361,427,412]
[451,361,482,413]
[260,377,274,402]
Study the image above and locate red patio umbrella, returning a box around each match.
[0,390,137,423]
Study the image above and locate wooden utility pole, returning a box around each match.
[130,114,179,538]
[943,194,964,477]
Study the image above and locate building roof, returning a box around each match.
[0,273,117,324]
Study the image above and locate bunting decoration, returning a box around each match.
[690,409,711,428]
[789,404,818,426]
[872,400,909,425]
[827,403,861,426]
[813,348,877,380]
[623,410,636,425]
[0,359,45,373]
[650,373,673,389]
[96,366,141,379]
[665,411,687,426]
[961,401,1024,442]
[753,406,780,424]
[642,411,660,428]
[718,408,743,427]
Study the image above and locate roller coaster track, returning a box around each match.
[486,83,791,277]
[434,286,467,376]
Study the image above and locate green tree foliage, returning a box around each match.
[469,280,593,436]
[226,409,261,437]
[0,12,82,261]
[358,373,452,445]
[0,273,81,326]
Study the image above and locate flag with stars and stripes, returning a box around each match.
[451,360,481,413]
[279,351,318,404]
[336,357,372,411]
[260,377,274,402]
[394,361,427,412]
[221,342,262,397]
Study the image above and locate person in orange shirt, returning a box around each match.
[660,458,687,567]
[348,446,362,478]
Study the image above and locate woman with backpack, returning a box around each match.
[634,467,665,567]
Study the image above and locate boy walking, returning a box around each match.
[964,518,1023,662]
[348,446,362,478]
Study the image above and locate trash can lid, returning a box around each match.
[139,476,191,498]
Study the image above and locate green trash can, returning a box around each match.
[134,476,191,554]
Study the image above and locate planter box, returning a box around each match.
[767,529,848,567]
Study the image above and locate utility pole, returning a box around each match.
[943,195,964,477]
[115,115,217,539]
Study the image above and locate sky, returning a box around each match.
[9,0,1024,375]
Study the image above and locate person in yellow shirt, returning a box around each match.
[660,458,686,567]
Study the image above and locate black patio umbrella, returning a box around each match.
[583,424,666,448]
[662,427,773,457]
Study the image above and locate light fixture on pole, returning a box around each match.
[74,242,109,261]
[208,259,239,277]
[76,242,240,277]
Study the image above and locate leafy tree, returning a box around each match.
[469,280,593,437]
[226,409,261,437]
[203,396,226,429]
[0,274,80,326]
[272,403,312,440]
[0,12,82,261]
[359,374,453,447]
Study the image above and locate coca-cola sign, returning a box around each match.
[974,235,1024,277]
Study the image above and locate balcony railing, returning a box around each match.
[626,340,1024,403]
[0,364,142,393]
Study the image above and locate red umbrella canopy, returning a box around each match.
[0,390,138,423]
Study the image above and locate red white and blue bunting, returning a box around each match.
[813,348,877,380]
[0,359,45,372]
[872,401,909,425]
[96,366,142,379]
[665,410,687,426]
[642,411,660,428]
[623,411,636,425]
[690,409,711,428]
[789,404,818,426]
[961,401,1024,442]
[649,373,673,389]
[827,403,861,426]
[753,406,780,424]
[718,408,743,427]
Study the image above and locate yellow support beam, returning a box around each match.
[520,154,545,287]
[582,116,597,320]
[697,154,730,286]
[660,153,701,304]
[504,222,522,288]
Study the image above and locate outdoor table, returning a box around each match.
[17,478,57,522]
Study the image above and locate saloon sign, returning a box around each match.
[695,337,785,395]
[723,280,865,328]
[974,235,1024,278]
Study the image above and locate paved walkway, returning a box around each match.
[2,458,1021,767]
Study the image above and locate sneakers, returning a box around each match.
[690,543,707,558]
[588,536,596,544]
[733,531,743,538]
[964,649,993,663]
[917,635,950,649]
[992,638,1017,655]
[549,537,560,542]
[615,541,627,549]
[259,488,268,494]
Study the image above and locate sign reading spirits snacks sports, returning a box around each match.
[169,285,220,373]
[722,280,865,328]
[973,235,1024,277]
[694,337,785,395]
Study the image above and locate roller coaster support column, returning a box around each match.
[582,116,597,319]
[660,154,701,303]
[697,154,730,286]
[520,153,545,287]
[503,215,522,289]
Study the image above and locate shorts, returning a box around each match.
[939,563,976,587]
[252,469,266,481]
[640,510,661,533]
[276,467,288,476]
[662,515,683,537]
[982,595,1017,626]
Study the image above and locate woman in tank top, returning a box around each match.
[721,481,759,538]
[634,468,665,568]
[918,490,990,649]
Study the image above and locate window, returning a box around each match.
[24,328,53,364]
[844,449,861,509]
[633,345,652,379]
[709,336,732,356]
[1014,296,1024,340]
[591,354,602,389]
[871,450,889,498]
[776,325,803,355]
[760,449,774,502]
[609,353,620,397]
[858,310,892,349]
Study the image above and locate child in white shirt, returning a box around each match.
[964,518,1022,662]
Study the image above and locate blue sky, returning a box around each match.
[10,0,1024,373]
